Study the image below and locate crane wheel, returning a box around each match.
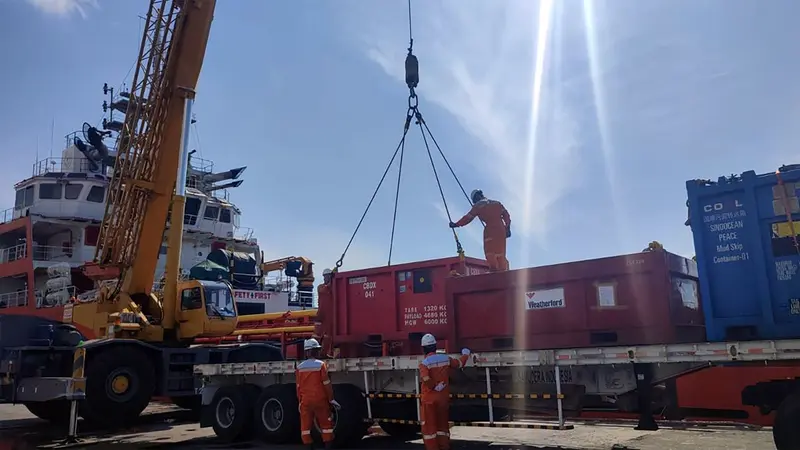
[24,400,72,425]
[210,385,258,443]
[81,346,155,428]
[318,384,369,449]
[253,384,300,444]
[773,391,800,450]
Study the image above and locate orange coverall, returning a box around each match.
[296,358,335,445]
[418,352,470,450]
[453,199,511,271]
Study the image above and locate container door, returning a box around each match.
[763,180,800,325]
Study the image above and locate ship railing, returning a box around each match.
[32,157,102,177]
[166,214,256,245]
[0,243,27,264]
[210,189,231,202]
[234,227,255,243]
[31,244,82,263]
[36,285,79,308]
[0,289,28,308]
[189,156,214,174]
[0,208,15,225]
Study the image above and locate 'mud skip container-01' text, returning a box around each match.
[686,164,800,341]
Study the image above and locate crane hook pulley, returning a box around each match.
[335,0,473,270]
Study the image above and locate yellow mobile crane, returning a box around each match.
[27,0,289,426]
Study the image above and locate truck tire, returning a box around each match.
[773,391,800,450]
[211,386,256,443]
[317,384,369,448]
[81,346,155,428]
[253,384,300,444]
[24,400,71,424]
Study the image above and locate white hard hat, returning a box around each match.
[304,338,321,351]
[421,333,437,347]
[323,268,332,276]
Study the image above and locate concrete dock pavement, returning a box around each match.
[0,404,775,450]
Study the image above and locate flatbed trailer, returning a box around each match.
[194,339,800,450]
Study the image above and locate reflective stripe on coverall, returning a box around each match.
[419,352,470,450]
[296,358,335,444]
[453,199,511,272]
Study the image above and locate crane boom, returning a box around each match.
[90,0,216,301]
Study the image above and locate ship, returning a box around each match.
[0,85,313,337]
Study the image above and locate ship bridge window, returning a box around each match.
[14,186,34,210]
[185,197,201,225]
[39,183,62,200]
[204,205,219,220]
[220,207,231,224]
[87,186,105,203]
[65,183,83,200]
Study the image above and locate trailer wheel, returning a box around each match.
[773,391,800,450]
[316,384,369,448]
[211,386,257,443]
[253,384,300,444]
[81,346,155,427]
[24,400,71,424]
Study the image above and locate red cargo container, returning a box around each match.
[326,256,489,358]
[447,250,705,353]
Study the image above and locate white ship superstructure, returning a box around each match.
[0,87,310,317]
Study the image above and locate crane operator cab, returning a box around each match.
[178,279,239,339]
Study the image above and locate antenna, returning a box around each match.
[49,117,54,158]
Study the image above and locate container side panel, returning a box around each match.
[397,265,450,336]
[454,289,510,339]
[688,165,800,340]
[344,271,396,336]
[691,189,759,319]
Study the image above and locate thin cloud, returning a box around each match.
[351,0,584,248]
[27,0,98,19]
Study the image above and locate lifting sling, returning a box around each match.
[335,0,480,270]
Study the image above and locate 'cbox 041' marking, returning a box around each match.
[525,287,566,310]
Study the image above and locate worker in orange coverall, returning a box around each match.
[296,338,341,449]
[418,333,471,450]
[449,189,511,272]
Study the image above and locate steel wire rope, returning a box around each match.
[414,110,464,256]
[336,0,478,269]
[335,112,415,270]
[387,123,409,266]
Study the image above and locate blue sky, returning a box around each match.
[1,0,798,273]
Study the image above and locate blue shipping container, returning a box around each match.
[687,164,800,341]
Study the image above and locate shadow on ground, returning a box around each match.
[0,410,199,450]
